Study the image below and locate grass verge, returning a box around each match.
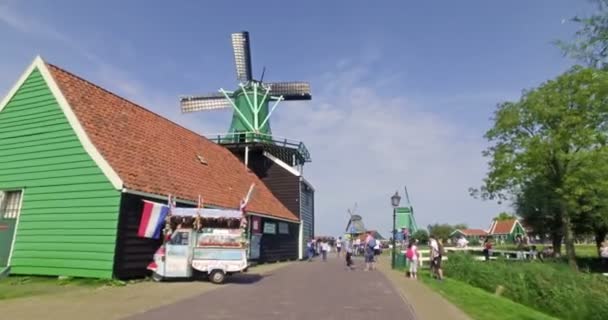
[419,271,557,320]
[0,276,127,300]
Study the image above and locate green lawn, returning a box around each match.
[420,271,557,320]
[0,276,124,300]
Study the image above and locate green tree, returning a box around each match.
[411,229,429,244]
[557,0,608,69]
[427,223,456,241]
[453,223,469,230]
[514,176,563,252]
[476,67,608,270]
[494,212,516,221]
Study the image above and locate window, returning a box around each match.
[0,191,22,219]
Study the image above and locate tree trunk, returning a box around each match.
[551,233,562,255]
[595,229,607,257]
[561,206,578,271]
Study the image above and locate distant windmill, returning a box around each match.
[346,202,365,236]
[179,31,312,143]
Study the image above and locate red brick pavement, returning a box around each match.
[125,256,416,320]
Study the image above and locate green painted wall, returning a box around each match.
[396,207,418,234]
[228,89,272,136]
[0,68,121,278]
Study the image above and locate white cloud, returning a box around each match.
[272,60,508,236]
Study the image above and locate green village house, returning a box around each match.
[487,218,526,242]
[449,228,488,242]
[0,57,303,279]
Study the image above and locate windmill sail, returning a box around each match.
[180,93,231,112]
[266,82,311,100]
[231,32,253,82]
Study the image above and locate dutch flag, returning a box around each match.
[137,201,170,239]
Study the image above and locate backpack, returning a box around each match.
[367,238,376,249]
[438,242,445,256]
[406,248,414,259]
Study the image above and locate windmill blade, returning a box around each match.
[266,82,311,100]
[231,32,253,82]
[180,94,231,113]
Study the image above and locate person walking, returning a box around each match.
[336,236,343,257]
[307,238,315,262]
[364,231,377,271]
[321,239,329,261]
[429,235,444,280]
[345,239,354,270]
[483,237,492,261]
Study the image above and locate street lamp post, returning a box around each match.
[391,191,401,269]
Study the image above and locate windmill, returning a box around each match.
[345,203,365,238]
[179,31,311,145]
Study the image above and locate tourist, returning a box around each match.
[482,237,492,261]
[430,235,444,280]
[516,235,525,260]
[345,239,354,270]
[364,231,377,271]
[457,236,468,248]
[529,245,538,260]
[539,245,554,262]
[352,238,359,256]
[336,236,343,257]
[307,238,315,262]
[601,241,608,265]
[321,239,329,261]
[406,239,420,279]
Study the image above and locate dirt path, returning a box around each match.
[0,262,290,320]
[126,255,415,320]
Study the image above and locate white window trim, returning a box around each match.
[2,188,25,266]
[1,190,23,219]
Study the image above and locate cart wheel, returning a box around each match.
[209,270,225,284]
[152,272,164,282]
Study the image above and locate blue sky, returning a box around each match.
[0,0,596,236]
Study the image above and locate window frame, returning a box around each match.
[0,189,24,220]
[1,188,25,266]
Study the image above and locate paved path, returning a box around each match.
[126,256,416,320]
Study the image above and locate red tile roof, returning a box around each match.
[46,63,298,222]
[459,229,488,236]
[489,219,518,235]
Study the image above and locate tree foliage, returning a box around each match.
[494,212,516,221]
[477,66,608,269]
[427,223,467,241]
[411,229,429,244]
[557,0,608,69]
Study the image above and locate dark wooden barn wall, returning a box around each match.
[258,218,299,262]
[248,152,301,217]
[300,181,315,251]
[113,193,194,279]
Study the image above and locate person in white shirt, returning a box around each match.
[336,236,343,257]
[457,236,469,248]
[321,240,329,261]
[429,235,444,280]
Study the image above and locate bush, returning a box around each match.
[444,253,608,320]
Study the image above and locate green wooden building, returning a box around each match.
[396,206,418,236]
[487,219,526,242]
[0,57,300,279]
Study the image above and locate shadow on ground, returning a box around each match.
[228,272,271,284]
